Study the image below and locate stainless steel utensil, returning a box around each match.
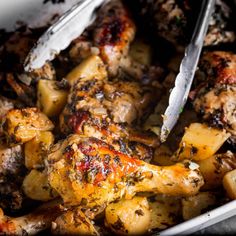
[160,0,215,142]
[24,0,107,72]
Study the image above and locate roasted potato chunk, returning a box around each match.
[223,169,236,200]
[182,192,217,220]
[37,80,68,117]
[105,197,151,235]
[174,123,230,161]
[198,151,236,190]
[2,108,54,145]
[148,195,181,230]
[129,40,152,66]
[23,169,58,201]
[66,55,107,86]
[24,131,54,169]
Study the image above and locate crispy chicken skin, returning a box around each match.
[94,0,136,76]
[70,0,136,77]
[60,56,159,160]
[193,51,236,143]
[196,51,236,85]
[47,135,204,208]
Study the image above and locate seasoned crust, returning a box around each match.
[193,51,236,143]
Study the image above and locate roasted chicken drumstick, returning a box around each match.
[69,0,136,77]
[48,135,204,208]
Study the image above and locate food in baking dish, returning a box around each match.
[0,0,235,235]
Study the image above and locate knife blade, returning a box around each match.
[160,0,215,142]
[24,0,107,72]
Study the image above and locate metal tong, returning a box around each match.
[160,0,215,142]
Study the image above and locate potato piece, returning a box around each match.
[66,55,107,86]
[174,123,230,161]
[2,108,54,145]
[148,195,181,230]
[24,131,54,169]
[153,145,175,166]
[23,169,58,201]
[198,151,236,190]
[52,208,98,235]
[182,192,217,220]
[105,197,151,235]
[37,80,68,117]
[223,169,236,199]
[129,40,152,66]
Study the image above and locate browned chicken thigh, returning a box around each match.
[60,56,159,161]
[192,51,236,144]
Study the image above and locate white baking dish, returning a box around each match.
[0,0,235,234]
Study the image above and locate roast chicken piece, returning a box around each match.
[204,0,235,46]
[0,200,62,235]
[0,142,25,212]
[192,51,236,144]
[69,0,164,82]
[52,208,99,235]
[0,142,24,178]
[138,0,235,49]
[138,0,191,49]
[69,0,136,77]
[94,0,136,76]
[60,56,159,161]
[47,135,204,208]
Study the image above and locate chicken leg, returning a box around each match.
[47,135,204,208]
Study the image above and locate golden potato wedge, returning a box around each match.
[66,55,107,86]
[174,123,230,161]
[182,192,217,220]
[2,108,54,145]
[23,169,58,201]
[52,208,98,235]
[24,131,54,169]
[37,80,68,117]
[223,169,236,199]
[148,195,181,230]
[198,151,236,190]
[105,197,151,235]
[129,40,152,66]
